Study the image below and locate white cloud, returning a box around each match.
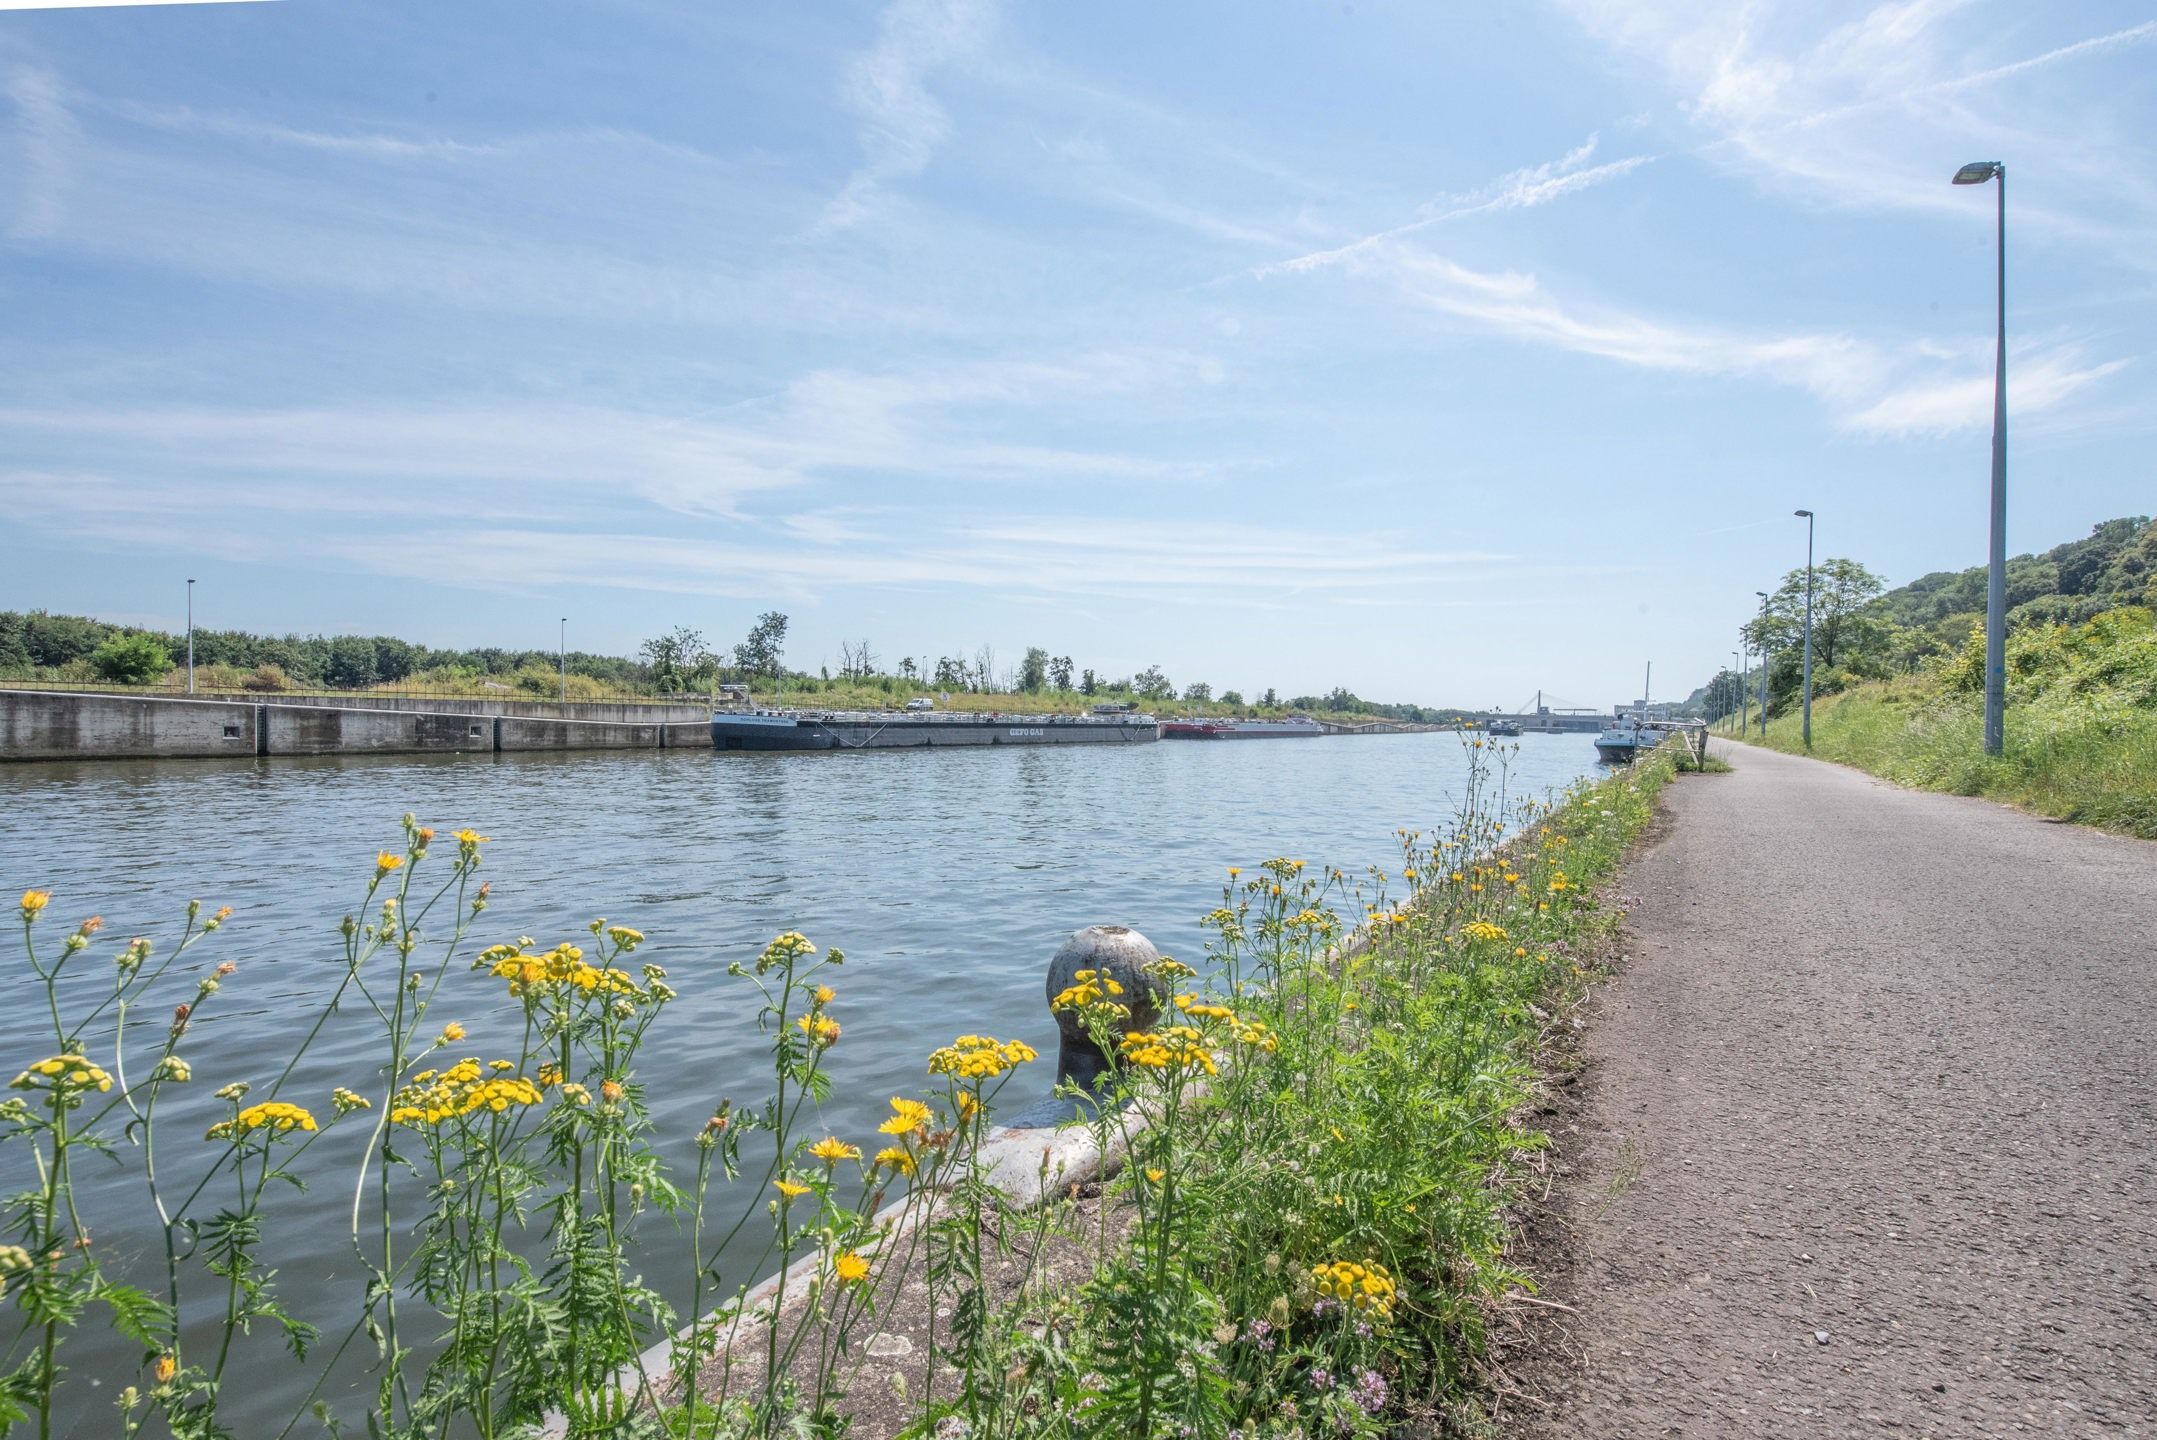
[0,346,1225,528]
[820,0,997,231]
[3,64,79,239]
[1260,134,1653,277]
[1843,351,2130,437]
[1273,235,2124,435]
[1555,1,2157,251]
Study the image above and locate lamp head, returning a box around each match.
[1794,508,1812,518]
[1952,161,2002,186]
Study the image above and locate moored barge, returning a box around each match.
[711,709,1159,751]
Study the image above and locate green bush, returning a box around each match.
[88,632,173,685]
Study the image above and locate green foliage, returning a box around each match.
[1754,606,2157,837]
[88,632,173,684]
[1018,647,1049,693]
[731,613,788,680]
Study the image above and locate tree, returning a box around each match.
[89,632,172,685]
[373,637,417,683]
[1018,647,1049,692]
[973,644,998,692]
[1182,681,1211,703]
[1749,558,1888,673]
[733,612,788,679]
[324,634,380,689]
[838,639,878,680]
[1220,689,1244,706]
[641,627,711,691]
[934,656,968,689]
[1261,687,1278,707]
[1132,665,1173,701]
[1048,655,1074,691]
[1079,668,1098,696]
[898,656,918,680]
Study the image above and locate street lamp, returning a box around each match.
[1794,510,1815,749]
[1953,159,2007,757]
[1755,591,1770,735]
[1733,649,1744,736]
[186,579,196,695]
[559,618,568,703]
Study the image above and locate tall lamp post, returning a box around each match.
[1733,649,1744,736]
[186,578,196,695]
[1953,159,2007,757]
[1794,510,1815,749]
[1755,590,1770,736]
[559,618,568,703]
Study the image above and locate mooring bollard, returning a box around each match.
[1046,925,1169,1091]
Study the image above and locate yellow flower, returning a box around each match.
[438,1022,467,1044]
[231,1101,318,1136]
[1145,1167,1164,1184]
[605,925,644,949]
[808,1136,859,1165]
[600,1080,624,1104]
[1310,1259,1396,1320]
[11,1053,113,1093]
[153,1354,177,1385]
[873,1145,917,1176]
[879,1097,933,1134]
[774,1179,812,1200]
[331,1087,370,1114]
[834,1251,870,1284]
[797,1013,841,1047]
[1226,867,1240,878]
[454,828,488,846]
[926,1034,1036,1081]
[375,852,404,876]
[756,930,818,974]
[812,984,835,1005]
[18,890,51,920]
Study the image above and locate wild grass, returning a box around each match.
[1748,607,2157,839]
[4,741,1672,1438]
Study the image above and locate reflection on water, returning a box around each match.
[0,733,1601,1433]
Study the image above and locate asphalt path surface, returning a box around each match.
[1512,742,2156,1438]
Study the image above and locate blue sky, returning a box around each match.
[2,0,2151,709]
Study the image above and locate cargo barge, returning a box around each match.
[710,709,1159,751]
[1223,717,1325,738]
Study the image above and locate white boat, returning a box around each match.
[1593,714,1667,763]
[1596,663,1669,762]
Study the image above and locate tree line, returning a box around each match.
[1,605,1454,718]
[1688,514,2155,722]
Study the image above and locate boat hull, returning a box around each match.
[711,712,1159,751]
[1221,719,1326,738]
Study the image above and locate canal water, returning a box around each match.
[0,732,1601,1433]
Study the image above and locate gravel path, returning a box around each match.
[1509,742,2157,1438]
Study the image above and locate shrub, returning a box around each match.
[241,663,290,693]
[88,632,173,685]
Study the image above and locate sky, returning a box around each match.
[1,0,2151,711]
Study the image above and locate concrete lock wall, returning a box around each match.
[262,705,496,757]
[0,690,259,760]
[2,691,714,763]
[264,694,708,725]
[496,717,658,752]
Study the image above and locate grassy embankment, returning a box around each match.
[2,665,1448,728]
[6,743,1673,1437]
[1742,607,2157,839]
